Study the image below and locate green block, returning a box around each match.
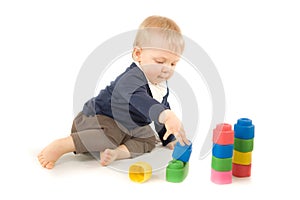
[234,138,254,152]
[211,156,232,171]
[166,160,189,183]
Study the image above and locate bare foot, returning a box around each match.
[100,149,118,166]
[100,145,131,166]
[37,136,75,169]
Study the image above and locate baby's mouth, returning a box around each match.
[157,76,165,81]
[158,74,169,79]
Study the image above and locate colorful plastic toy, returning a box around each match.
[129,162,152,183]
[232,150,252,165]
[211,169,232,184]
[234,118,255,139]
[211,156,232,171]
[166,141,192,183]
[211,123,234,184]
[212,144,233,158]
[213,123,234,145]
[234,138,254,152]
[172,141,192,162]
[166,160,189,183]
[232,118,255,178]
[232,163,251,177]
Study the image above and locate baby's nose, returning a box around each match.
[162,65,172,73]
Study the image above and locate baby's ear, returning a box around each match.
[132,47,142,61]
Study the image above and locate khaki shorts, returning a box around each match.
[70,112,156,158]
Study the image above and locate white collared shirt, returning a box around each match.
[135,62,168,103]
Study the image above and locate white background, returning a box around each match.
[1,0,299,199]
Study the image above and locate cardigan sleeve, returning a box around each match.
[130,87,175,145]
[154,122,176,146]
[154,94,176,146]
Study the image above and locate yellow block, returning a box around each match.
[232,150,252,165]
[129,162,152,183]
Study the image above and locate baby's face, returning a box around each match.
[138,48,180,85]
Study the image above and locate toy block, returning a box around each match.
[232,118,255,178]
[234,138,254,152]
[211,169,232,184]
[172,141,192,163]
[211,156,232,171]
[232,163,251,177]
[211,123,234,184]
[234,118,255,139]
[232,150,252,165]
[212,144,233,159]
[166,160,189,183]
[129,162,152,183]
[213,123,234,145]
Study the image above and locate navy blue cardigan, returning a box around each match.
[82,62,175,146]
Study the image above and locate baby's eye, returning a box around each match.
[155,61,164,64]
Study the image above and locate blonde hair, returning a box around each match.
[133,15,185,55]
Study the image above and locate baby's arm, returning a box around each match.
[158,109,190,146]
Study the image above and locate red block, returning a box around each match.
[232,163,251,177]
[213,123,234,145]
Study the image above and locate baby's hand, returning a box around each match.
[159,109,190,146]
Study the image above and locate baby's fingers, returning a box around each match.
[175,131,190,146]
[182,136,190,145]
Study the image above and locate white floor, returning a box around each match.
[2,128,297,200]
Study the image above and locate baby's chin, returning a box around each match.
[156,76,169,83]
[151,79,166,85]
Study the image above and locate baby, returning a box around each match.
[38,15,189,169]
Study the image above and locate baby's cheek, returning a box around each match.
[150,69,161,77]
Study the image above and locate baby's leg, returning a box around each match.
[123,125,156,158]
[100,144,130,166]
[72,127,130,166]
[38,136,75,169]
[100,124,156,166]
[38,128,118,169]
[123,137,156,158]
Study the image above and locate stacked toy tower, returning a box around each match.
[211,123,234,184]
[166,141,192,183]
[232,118,255,177]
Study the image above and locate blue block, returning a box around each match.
[172,141,192,162]
[234,118,255,139]
[212,143,233,158]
